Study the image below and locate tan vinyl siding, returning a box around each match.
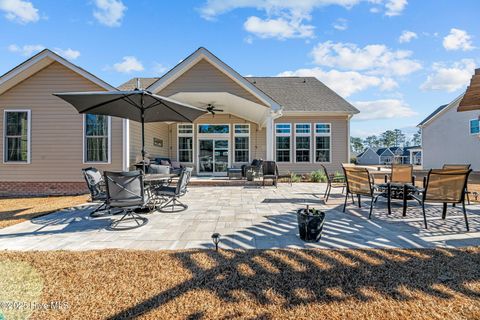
[274,115,349,174]
[158,59,266,106]
[170,114,265,173]
[0,62,123,182]
[129,121,170,165]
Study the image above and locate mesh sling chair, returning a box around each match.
[82,167,109,217]
[442,164,472,205]
[155,167,193,212]
[387,164,415,185]
[417,169,472,231]
[321,164,346,203]
[343,166,379,218]
[104,170,149,230]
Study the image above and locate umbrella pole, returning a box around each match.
[141,93,146,173]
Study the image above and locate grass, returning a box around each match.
[0,248,478,319]
[0,195,89,229]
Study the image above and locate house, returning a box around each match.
[418,94,480,170]
[355,147,379,165]
[0,47,359,196]
[356,146,422,165]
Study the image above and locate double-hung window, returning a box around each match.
[314,123,331,162]
[275,123,291,162]
[234,124,249,163]
[470,119,480,135]
[4,110,30,163]
[178,124,193,162]
[295,123,311,162]
[84,114,110,163]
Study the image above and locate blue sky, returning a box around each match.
[0,0,479,139]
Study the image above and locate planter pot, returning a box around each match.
[297,208,326,242]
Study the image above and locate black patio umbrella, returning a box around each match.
[54,89,207,170]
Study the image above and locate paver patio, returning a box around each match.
[0,183,478,251]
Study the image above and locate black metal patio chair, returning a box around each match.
[104,170,149,230]
[82,167,109,217]
[154,167,193,212]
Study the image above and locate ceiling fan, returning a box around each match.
[203,102,224,115]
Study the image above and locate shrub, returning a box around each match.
[310,170,327,183]
[290,173,302,183]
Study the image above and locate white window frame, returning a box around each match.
[177,123,194,163]
[469,118,480,135]
[314,122,331,163]
[294,123,311,163]
[197,123,230,135]
[275,123,292,163]
[234,123,250,163]
[82,114,111,164]
[3,109,31,164]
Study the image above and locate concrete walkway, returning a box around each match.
[0,183,479,250]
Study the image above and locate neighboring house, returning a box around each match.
[418,94,480,170]
[377,148,395,164]
[0,47,359,196]
[356,147,380,165]
[356,146,422,165]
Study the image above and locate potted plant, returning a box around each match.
[296,205,326,242]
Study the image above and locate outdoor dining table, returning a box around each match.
[376,182,419,217]
[143,173,177,209]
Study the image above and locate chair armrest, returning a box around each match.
[384,174,389,183]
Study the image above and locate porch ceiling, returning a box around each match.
[169,92,272,126]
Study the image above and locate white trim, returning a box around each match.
[3,109,31,164]
[196,136,230,176]
[314,122,332,164]
[347,115,351,163]
[82,114,111,164]
[275,123,292,163]
[469,118,480,135]
[122,118,130,171]
[233,123,250,163]
[282,111,354,116]
[177,123,194,164]
[418,94,464,128]
[147,48,281,111]
[294,123,312,163]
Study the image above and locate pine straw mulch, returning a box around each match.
[0,248,479,320]
[0,195,89,229]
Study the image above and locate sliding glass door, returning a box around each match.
[198,138,229,175]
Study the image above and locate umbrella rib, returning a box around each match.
[150,96,194,122]
[124,95,143,110]
[80,93,137,114]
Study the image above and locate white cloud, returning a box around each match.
[244,16,314,39]
[113,56,144,73]
[421,59,476,92]
[93,0,126,27]
[8,44,81,60]
[384,0,407,16]
[152,62,167,75]
[311,41,422,76]
[442,28,474,51]
[332,18,348,31]
[398,30,417,43]
[353,99,417,121]
[0,0,39,23]
[278,67,396,97]
[7,43,43,56]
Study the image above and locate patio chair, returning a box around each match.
[386,164,415,185]
[443,164,472,204]
[104,170,149,230]
[262,161,279,187]
[242,159,263,179]
[343,166,379,218]
[321,164,346,203]
[82,167,109,217]
[155,167,193,212]
[417,169,472,230]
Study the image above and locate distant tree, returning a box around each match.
[350,137,364,154]
[412,129,421,146]
[380,130,396,147]
[393,129,406,147]
[364,135,380,148]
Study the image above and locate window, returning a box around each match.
[470,119,480,135]
[234,124,249,163]
[84,114,110,163]
[275,123,291,162]
[315,123,331,162]
[4,110,30,163]
[178,124,193,162]
[198,124,229,134]
[295,123,310,162]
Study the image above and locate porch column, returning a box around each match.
[266,114,274,160]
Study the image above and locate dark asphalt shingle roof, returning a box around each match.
[418,104,448,126]
[245,77,359,113]
[118,76,359,114]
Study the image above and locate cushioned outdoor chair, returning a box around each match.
[417,169,472,231]
[242,159,263,179]
[262,161,280,187]
[104,170,149,230]
[82,167,109,217]
[154,167,193,212]
[442,164,472,204]
[321,164,346,203]
[343,166,379,218]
